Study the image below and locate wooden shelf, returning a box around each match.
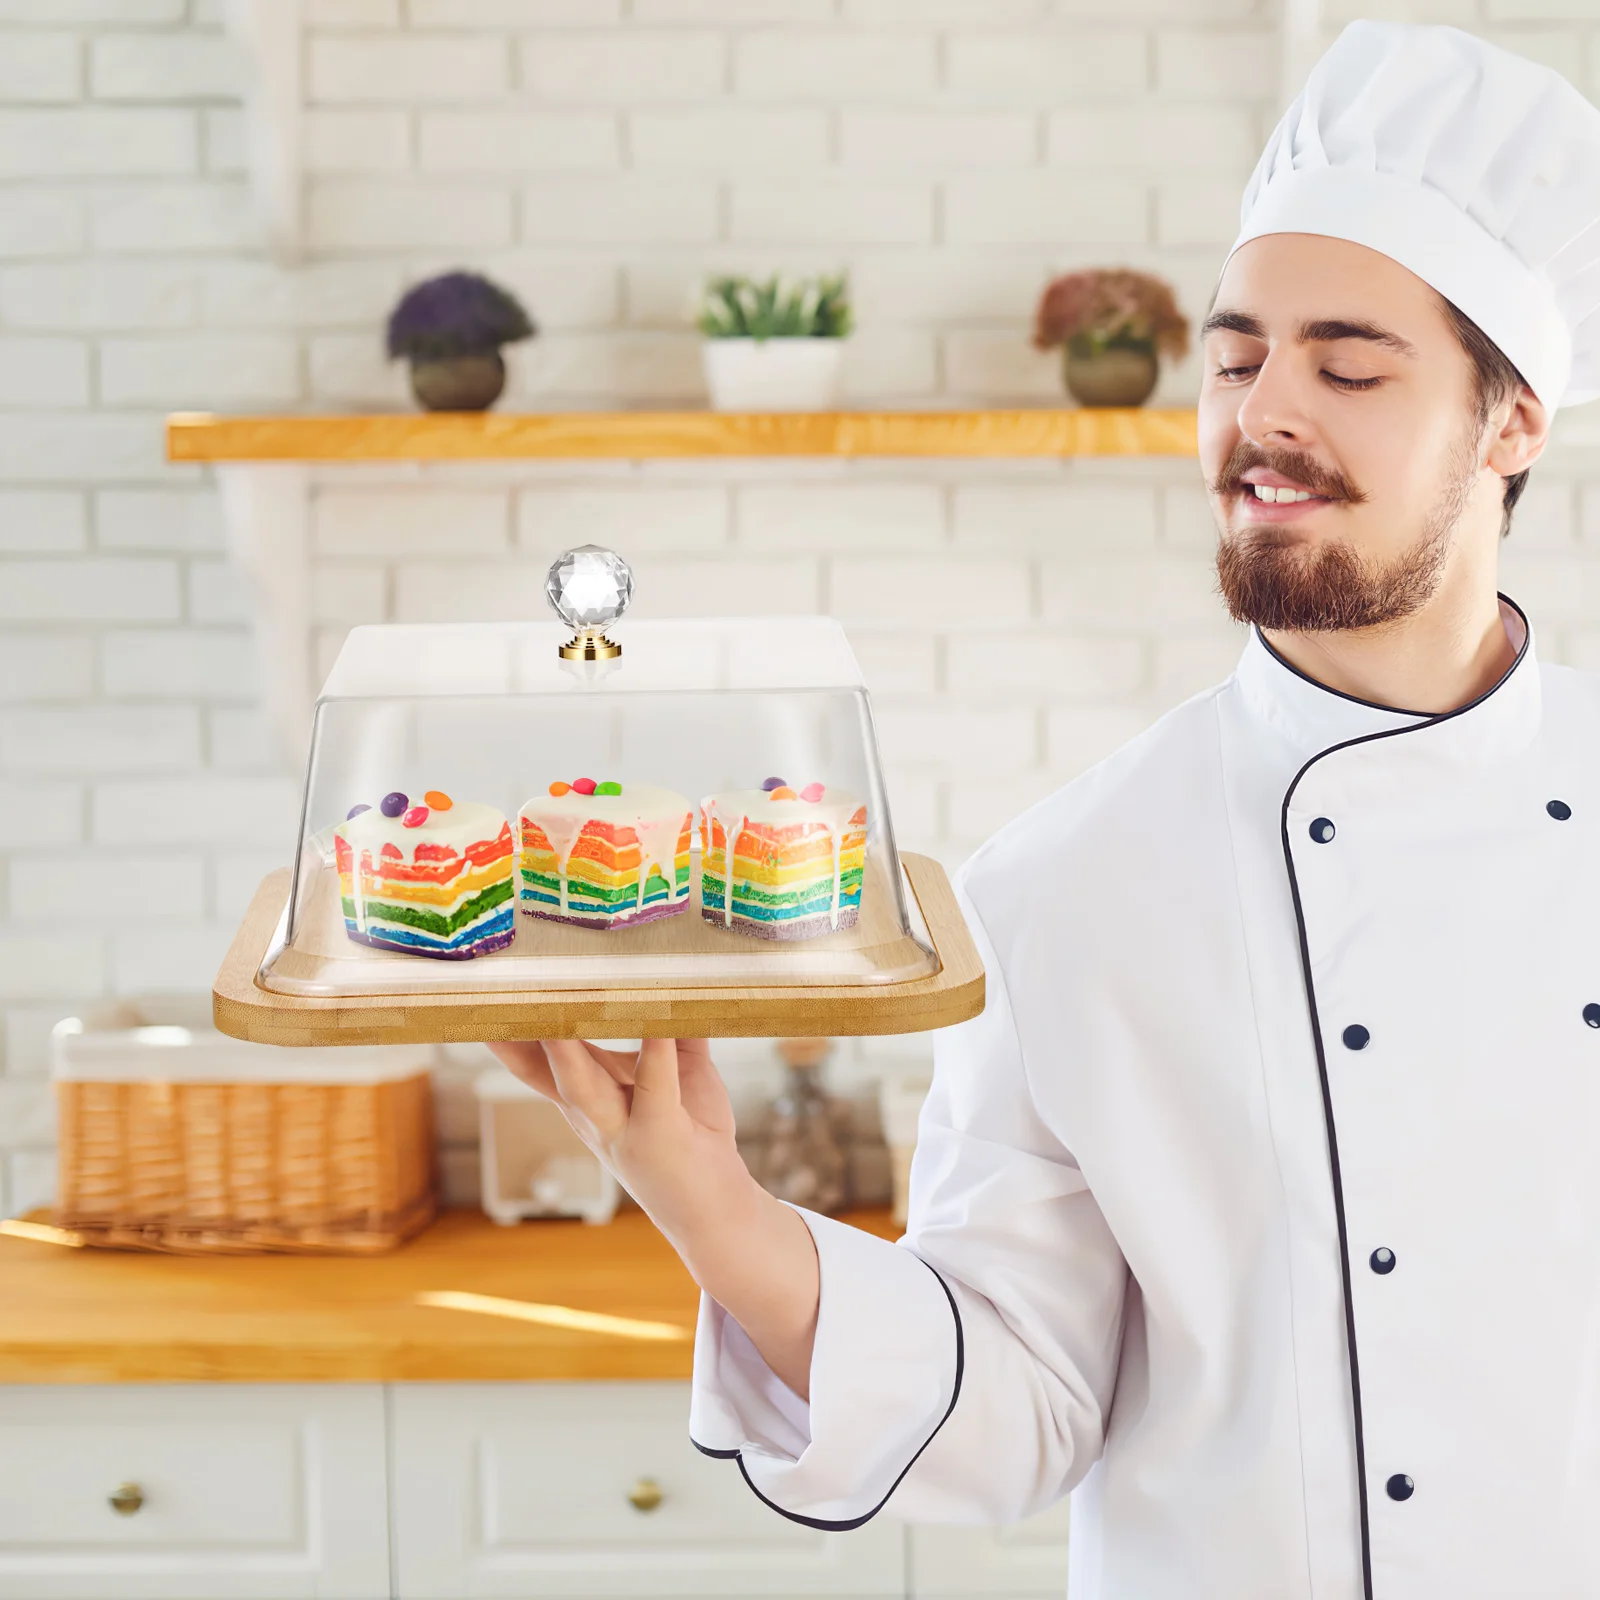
[167,407,1198,462]
[0,1206,897,1383]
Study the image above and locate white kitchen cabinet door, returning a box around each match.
[907,1498,1071,1598]
[389,1381,906,1598]
[0,1384,389,1600]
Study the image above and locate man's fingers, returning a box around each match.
[675,1039,734,1131]
[586,1042,639,1084]
[487,1040,556,1100]
[542,1038,629,1141]
[630,1036,683,1124]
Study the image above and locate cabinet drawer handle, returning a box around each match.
[108,1482,145,1517]
[627,1477,663,1513]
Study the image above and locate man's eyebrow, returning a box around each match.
[1297,317,1417,357]
[1200,308,1417,358]
[1199,309,1264,340]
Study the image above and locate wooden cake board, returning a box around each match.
[213,854,985,1047]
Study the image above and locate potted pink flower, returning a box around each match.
[1032,268,1190,407]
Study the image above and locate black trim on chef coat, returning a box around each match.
[1256,626,1440,720]
[1277,593,1531,1600]
[690,1251,966,1531]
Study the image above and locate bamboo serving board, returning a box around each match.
[276,853,929,995]
[214,853,984,1047]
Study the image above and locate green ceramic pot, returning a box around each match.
[1062,343,1159,408]
[409,352,506,412]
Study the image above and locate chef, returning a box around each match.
[491,21,1600,1600]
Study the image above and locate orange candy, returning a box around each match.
[549,781,572,797]
[769,785,798,801]
[423,790,453,811]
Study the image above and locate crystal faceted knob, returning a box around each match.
[546,544,633,661]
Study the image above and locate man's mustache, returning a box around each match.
[1208,439,1367,504]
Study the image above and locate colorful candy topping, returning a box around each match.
[423,790,453,811]
[550,777,622,798]
[759,778,826,803]
[346,803,371,819]
[380,791,408,818]
[402,805,430,829]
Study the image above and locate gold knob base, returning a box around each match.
[558,628,622,662]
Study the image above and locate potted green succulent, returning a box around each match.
[386,270,536,412]
[1032,268,1190,407]
[697,273,853,411]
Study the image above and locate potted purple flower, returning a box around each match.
[386,270,536,412]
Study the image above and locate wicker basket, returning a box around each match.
[52,1001,437,1255]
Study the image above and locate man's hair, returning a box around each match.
[1439,297,1531,538]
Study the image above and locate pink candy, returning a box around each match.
[572,777,597,796]
[800,782,826,802]
[402,805,430,828]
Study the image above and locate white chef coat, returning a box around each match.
[690,595,1600,1600]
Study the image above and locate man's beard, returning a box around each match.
[1212,436,1474,633]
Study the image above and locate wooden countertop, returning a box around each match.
[0,1207,897,1384]
[166,407,1199,462]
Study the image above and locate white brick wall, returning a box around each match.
[3,0,1600,1211]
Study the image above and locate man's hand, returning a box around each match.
[488,1038,821,1398]
[490,1038,743,1244]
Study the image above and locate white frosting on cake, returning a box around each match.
[698,786,864,931]
[519,783,692,918]
[334,800,510,937]
[335,799,508,861]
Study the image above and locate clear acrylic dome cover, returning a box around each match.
[261,614,934,998]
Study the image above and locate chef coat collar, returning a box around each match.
[1234,594,1538,767]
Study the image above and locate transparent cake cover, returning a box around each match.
[260,612,935,998]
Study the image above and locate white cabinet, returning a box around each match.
[389,1382,907,1598]
[0,1380,1065,1599]
[908,1500,1072,1598]
[0,1384,389,1600]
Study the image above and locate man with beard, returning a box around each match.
[491,22,1600,1600]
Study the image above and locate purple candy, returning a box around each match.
[380,791,408,818]
[761,776,787,792]
[346,803,372,820]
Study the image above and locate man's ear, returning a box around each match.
[1485,384,1551,479]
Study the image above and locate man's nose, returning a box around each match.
[1236,350,1319,450]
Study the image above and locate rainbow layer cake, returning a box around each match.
[333,790,514,959]
[518,779,693,930]
[699,779,866,941]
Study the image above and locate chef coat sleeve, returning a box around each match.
[688,877,1129,1527]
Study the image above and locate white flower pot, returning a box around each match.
[701,338,845,412]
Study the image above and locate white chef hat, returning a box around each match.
[1228,21,1600,409]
